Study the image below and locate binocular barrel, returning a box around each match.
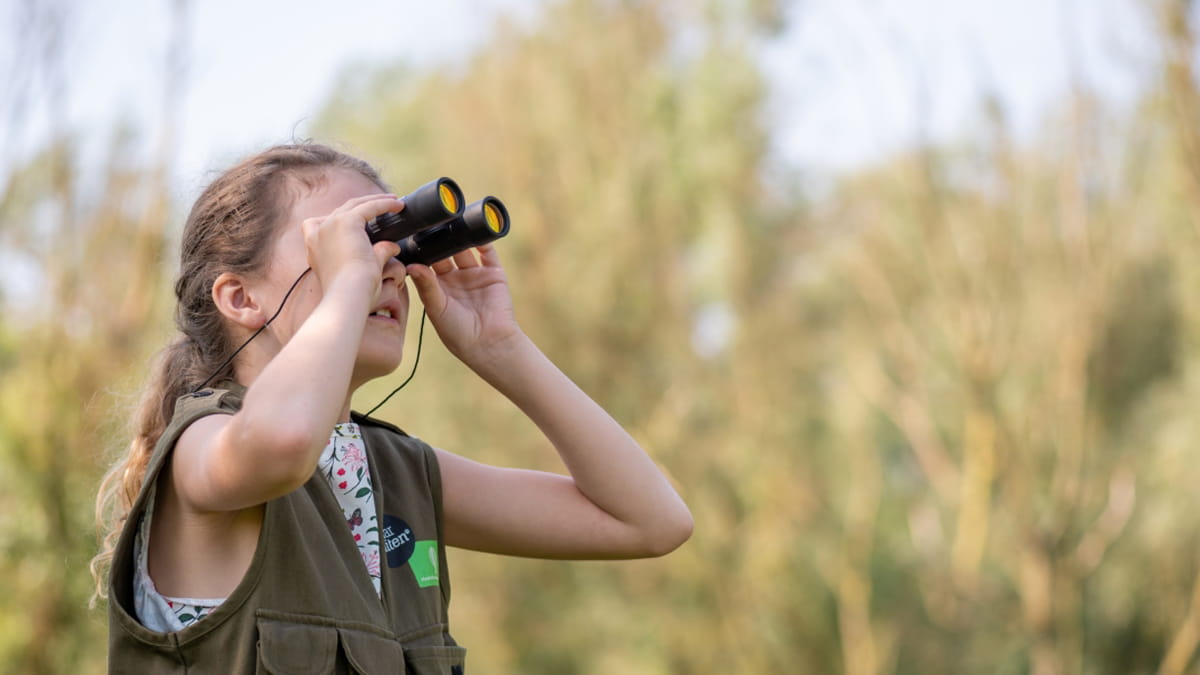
[395,196,510,266]
[366,178,510,266]
[365,177,464,243]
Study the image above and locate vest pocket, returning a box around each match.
[338,627,405,673]
[403,645,468,674]
[256,619,338,674]
[257,615,411,674]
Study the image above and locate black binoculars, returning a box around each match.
[365,177,510,266]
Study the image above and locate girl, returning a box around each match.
[92,143,692,673]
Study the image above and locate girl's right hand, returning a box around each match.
[300,193,404,292]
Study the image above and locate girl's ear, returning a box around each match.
[212,272,267,330]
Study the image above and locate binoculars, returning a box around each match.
[365,177,510,266]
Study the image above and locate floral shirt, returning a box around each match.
[317,423,382,595]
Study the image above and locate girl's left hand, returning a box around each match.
[405,244,523,365]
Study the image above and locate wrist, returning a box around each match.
[461,329,534,382]
[305,268,376,325]
[322,265,377,299]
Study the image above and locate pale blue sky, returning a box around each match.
[0,0,1155,203]
[0,0,1163,331]
[1,0,538,201]
[761,0,1149,178]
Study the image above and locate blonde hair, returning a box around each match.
[91,143,386,602]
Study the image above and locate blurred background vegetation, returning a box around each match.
[4,0,1200,672]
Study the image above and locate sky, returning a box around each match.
[1,0,540,203]
[763,0,1149,173]
[0,0,1158,206]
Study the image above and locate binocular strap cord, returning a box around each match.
[192,267,313,394]
[363,308,426,418]
[191,265,427,418]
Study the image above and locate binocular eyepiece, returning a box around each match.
[365,177,510,266]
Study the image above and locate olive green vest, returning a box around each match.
[107,385,466,674]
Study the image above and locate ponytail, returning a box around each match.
[90,336,199,603]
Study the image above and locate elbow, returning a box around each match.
[666,508,695,554]
[270,429,326,487]
[641,506,694,558]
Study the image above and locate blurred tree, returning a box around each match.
[7,0,1200,672]
[0,134,172,674]
[319,0,799,671]
[318,0,1200,672]
[0,1,188,673]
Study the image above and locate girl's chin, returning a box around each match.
[353,349,404,381]
[361,354,403,374]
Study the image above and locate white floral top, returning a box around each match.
[133,423,382,632]
[316,423,382,594]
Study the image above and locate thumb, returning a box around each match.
[406,264,446,314]
[372,241,401,268]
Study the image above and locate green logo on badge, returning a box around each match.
[410,540,440,588]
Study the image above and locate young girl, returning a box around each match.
[92,143,692,673]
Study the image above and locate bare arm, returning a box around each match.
[174,271,375,511]
[173,193,404,513]
[409,245,693,559]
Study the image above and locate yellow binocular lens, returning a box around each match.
[439,183,459,214]
[484,202,503,233]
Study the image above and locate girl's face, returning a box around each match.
[258,167,410,385]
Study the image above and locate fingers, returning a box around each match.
[475,243,502,267]
[406,263,446,313]
[337,192,403,218]
[426,244,500,275]
[306,194,403,232]
[343,195,404,231]
[429,258,457,275]
[301,194,405,264]
[451,249,479,269]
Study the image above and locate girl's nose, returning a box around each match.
[381,255,406,285]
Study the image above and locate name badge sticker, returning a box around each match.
[382,515,415,568]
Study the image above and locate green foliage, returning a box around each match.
[0,134,173,674]
[318,0,1200,672]
[10,0,1200,672]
